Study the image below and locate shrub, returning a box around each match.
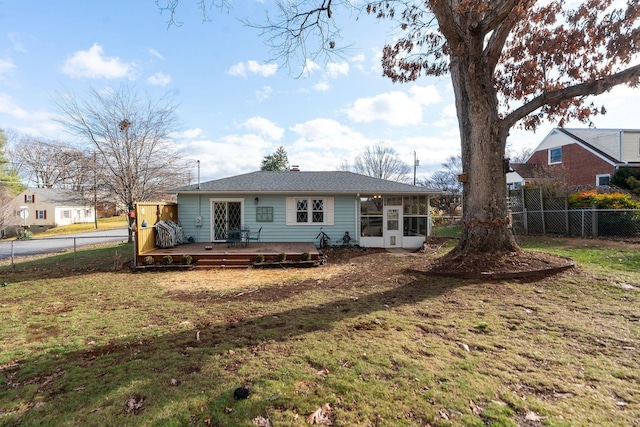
[17,230,32,240]
[254,254,265,263]
[162,255,173,265]
[275,253,287,262]
[181,255,193,265]
[144,256,155,265]
[568,190,640,209]
[300,252,311,261]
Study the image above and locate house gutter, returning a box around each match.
[619,130,623,161]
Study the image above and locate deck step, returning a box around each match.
[194,258,252,269]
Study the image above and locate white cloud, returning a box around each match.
[0,58,16,80]
[351,53,366,63]
[147,72,172,86]
[0,93,61,137]
[255,85,272,101]
[409,85,442,105]
[242,117,284,141]
[172,128,204,139]
[0,93,29,119]
[62,43,135,79]
[313,82,331,92]
[179,135,271,179]
[148,48,165,60]
[348,91,421,126]
[8,33,27,53]
[325,61,350,78]
[347,85,442,127]
[228,60,278,78]
[433,103,458,128]
[303,59,321,75]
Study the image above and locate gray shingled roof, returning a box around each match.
[174,171,441,194]
[29,188,91,206]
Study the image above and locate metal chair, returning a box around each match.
[226,229,242,247]
[246,226,262,246]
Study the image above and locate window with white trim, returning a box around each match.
[286,197,334,225]
[36,210,46,220]
[297,198,324,223]
[596,174,610,186]
[61,209,71,219]
[549,147,562,164]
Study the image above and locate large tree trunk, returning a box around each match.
[446,52,520,259]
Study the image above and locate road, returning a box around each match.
[0,228,129,260]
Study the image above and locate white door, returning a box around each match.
[384,206,402,248]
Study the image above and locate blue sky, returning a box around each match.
[1,1,639,184]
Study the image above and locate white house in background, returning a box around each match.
[4,188,94,237]
[507,163,553,190]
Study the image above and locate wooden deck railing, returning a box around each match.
[135,202,179,255]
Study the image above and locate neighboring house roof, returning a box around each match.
[174,171,442,195]
[26,188,91,206]
[556,128,621,165]
[509,163,552,180]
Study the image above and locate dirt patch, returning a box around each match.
[424,250,575,280]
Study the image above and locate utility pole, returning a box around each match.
[413,151,419,185]
[93,151,98,229]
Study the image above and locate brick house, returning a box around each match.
[525,128,640,188]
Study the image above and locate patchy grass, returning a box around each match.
[0,237,639,426]
[37,216,128,236]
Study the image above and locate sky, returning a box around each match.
[1,1,639,185]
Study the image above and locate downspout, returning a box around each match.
[355,194,360,247]
[619,130,623,161]
[427,195,432,237]
[197,193,202,242]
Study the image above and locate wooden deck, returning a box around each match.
[137,242,321,269]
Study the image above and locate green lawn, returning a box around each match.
[0,237,638,426]
[38,216,129,236]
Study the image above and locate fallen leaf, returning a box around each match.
[125,396,144,414]
[252,416,272,427]
[469,399,483,415]
[317,369,330,377]
[525,411,547,421]
[307,403,332,425]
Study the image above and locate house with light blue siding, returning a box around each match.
[173,171,441,249]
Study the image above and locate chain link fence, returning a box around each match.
[511,209,640,238]
[0,233,129,270]
[431,209,640,240]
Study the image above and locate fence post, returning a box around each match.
[520,187,529,234]
[564,196,569,235]
[540,186,546,235]
[73,237,77,269]
[11,240,15,271]
[592,206,598,238]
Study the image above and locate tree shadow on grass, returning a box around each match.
[0,243,132,283]
[1,271,467,424]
